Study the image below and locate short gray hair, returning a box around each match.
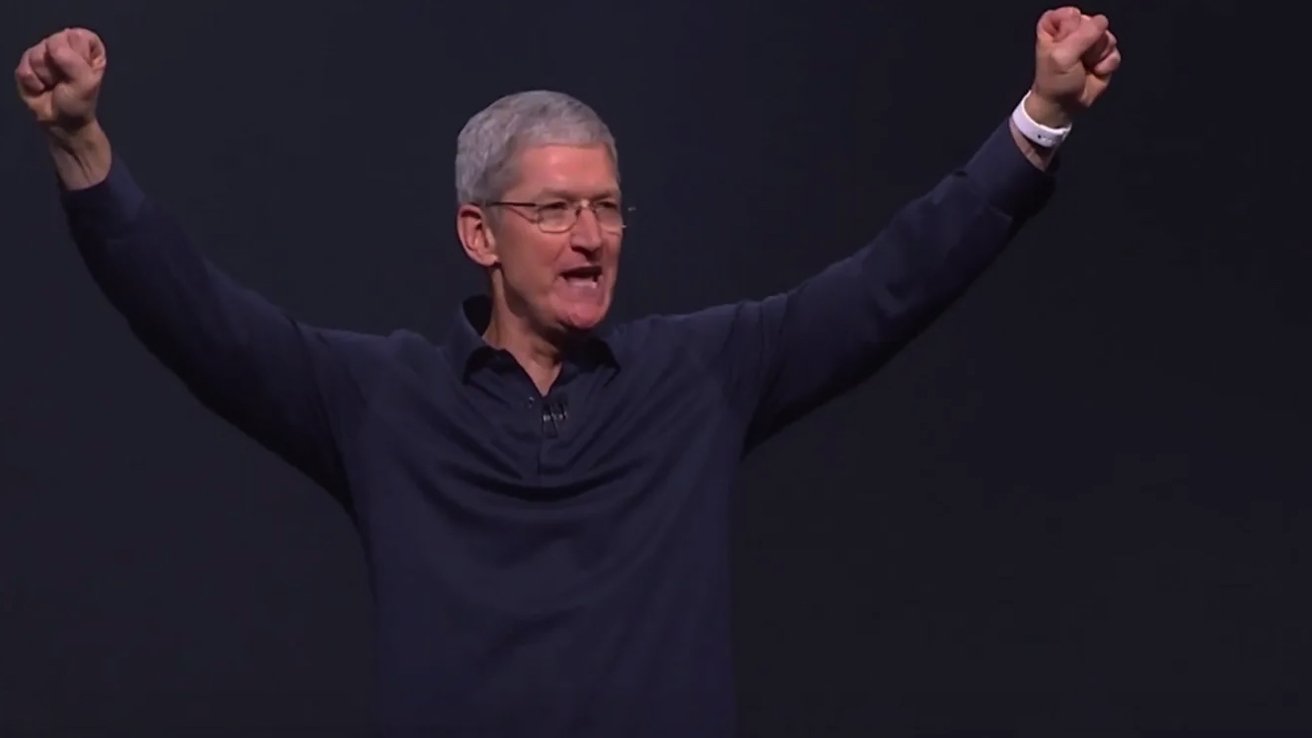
[455,90,619,204]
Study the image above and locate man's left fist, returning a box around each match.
[1027,6,1122,127]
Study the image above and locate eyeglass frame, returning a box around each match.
[480,197,635,234]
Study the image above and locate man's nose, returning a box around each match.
[570,206,604,250]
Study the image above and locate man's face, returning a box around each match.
[486,144,623,337]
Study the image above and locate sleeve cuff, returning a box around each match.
[59,156,147,236]
[963,119,1058,219]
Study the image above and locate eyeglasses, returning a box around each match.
[483,199,634,234]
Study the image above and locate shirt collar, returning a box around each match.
[446,295,621,379]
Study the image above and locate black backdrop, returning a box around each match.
[2,0,1305,735]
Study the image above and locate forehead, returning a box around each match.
[508,144,618,197]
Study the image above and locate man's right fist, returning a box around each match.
[14,28,107,134]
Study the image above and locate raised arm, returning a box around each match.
[15,29,364,501]
[672,7,1122,450]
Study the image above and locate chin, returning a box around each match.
[556,300,610,333]
[548,277,614,334]
[560,310,607,333]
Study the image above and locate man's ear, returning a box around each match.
[457,204,499,268]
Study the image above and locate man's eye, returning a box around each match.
[538,202,570,214]
[595,201,620,212]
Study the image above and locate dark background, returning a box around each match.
[2,0,1304,735]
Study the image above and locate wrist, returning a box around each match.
[46,118,106,155]
[46,120,112,191]
[1023,91,1072,129]
[1011,91,1071,151]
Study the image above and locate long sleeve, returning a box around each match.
[60,159,362,503]
[672,120,1057,451]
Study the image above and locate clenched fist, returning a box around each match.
[1027,7,1121,127]
[14,28,107,136]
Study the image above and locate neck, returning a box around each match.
[483,304,565,397]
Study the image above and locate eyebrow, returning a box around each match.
[533,188,621,201]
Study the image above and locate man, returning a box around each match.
[15,8,1119,736]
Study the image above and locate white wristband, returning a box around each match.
[1011,92,1071,149]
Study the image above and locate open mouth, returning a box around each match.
[561,266,602,287]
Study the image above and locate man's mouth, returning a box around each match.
[561,266,602,288]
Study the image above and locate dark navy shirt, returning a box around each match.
[59,119,1053,736]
